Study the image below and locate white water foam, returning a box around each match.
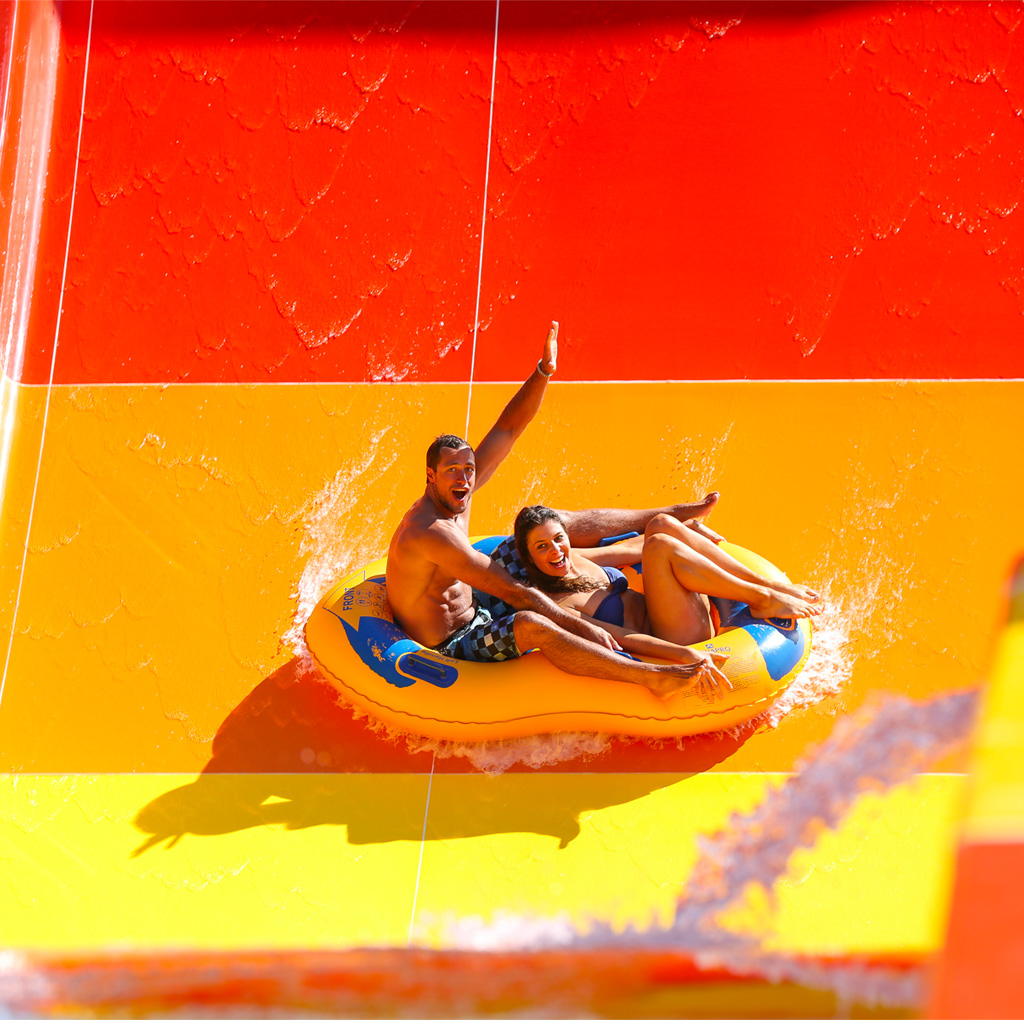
[407,730,613,775]
[755,598,850,731]
[283,428,399,657]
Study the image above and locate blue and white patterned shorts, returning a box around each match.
[430,538,527,662]
[431,595,520,662]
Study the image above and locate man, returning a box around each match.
[385,322,729,699]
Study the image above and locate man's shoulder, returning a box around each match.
[392,501,464,556]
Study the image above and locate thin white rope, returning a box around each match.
[407,750,436,947]
[411,1,500,942]
[465,0,501,441]
[0,0,94,714]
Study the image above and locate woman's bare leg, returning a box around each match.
[645,514,820,603]
[641,533,822,646]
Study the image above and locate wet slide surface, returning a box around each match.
[0,0,1022,992]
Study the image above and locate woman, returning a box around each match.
[513,506,822,694]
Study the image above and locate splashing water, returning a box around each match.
[283,429,399,656]
[408,730,613,775]
[755,595,850,731]
[680,424,733,503]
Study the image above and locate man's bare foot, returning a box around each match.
[674,492,719,522]
[748,589,823,620]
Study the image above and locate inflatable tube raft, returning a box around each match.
[305,538,812,742]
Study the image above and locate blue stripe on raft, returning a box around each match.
[597,531,641,546]
[744,623,805,682]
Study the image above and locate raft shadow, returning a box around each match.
[131,656,756,855]
[131,771,678,855]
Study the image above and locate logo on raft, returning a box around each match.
[328,589,460,690]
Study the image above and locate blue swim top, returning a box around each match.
[592,565,630,627]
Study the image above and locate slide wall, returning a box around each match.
[0,0,1021,1012]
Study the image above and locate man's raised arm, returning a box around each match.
[472,321,558,490]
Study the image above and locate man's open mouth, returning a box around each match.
[452,489,468,502]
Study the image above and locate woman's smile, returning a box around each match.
[547,550,569,572]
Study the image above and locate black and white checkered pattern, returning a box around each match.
[455,608,520,662]
[436,603,521,663]
[487,535,529,582]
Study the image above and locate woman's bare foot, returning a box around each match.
[747,589,823,620]
[769,579,820,602]
[687,519,726,545]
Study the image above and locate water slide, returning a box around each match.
[1,1,1022,1016]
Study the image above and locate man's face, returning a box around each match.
[427,445,476,515]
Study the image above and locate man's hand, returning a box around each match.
[474,320,559,490]
[540,320,558,376]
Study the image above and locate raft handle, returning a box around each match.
[395,651,458,688]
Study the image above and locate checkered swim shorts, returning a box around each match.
[487,535,529,582]
[430,538,527,663]
[431,596,520,662]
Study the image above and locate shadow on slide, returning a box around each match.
[130,770,681,855]
[131,656,755,856]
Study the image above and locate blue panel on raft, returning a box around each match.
[332,613,460,690]
[744,623,804,682]
[471,536,507,557]
[711,597,806,682]
[597,531,641,546]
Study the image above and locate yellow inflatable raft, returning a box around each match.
[305,537,812,741]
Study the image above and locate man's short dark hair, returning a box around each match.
[426,434,471,471]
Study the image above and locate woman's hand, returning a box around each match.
[568,616,623,652]
[687,519,726,545]
[673,648,733,701]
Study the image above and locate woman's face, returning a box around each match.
[526,519,572,577]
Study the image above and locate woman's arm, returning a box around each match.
[568,611,732,698]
